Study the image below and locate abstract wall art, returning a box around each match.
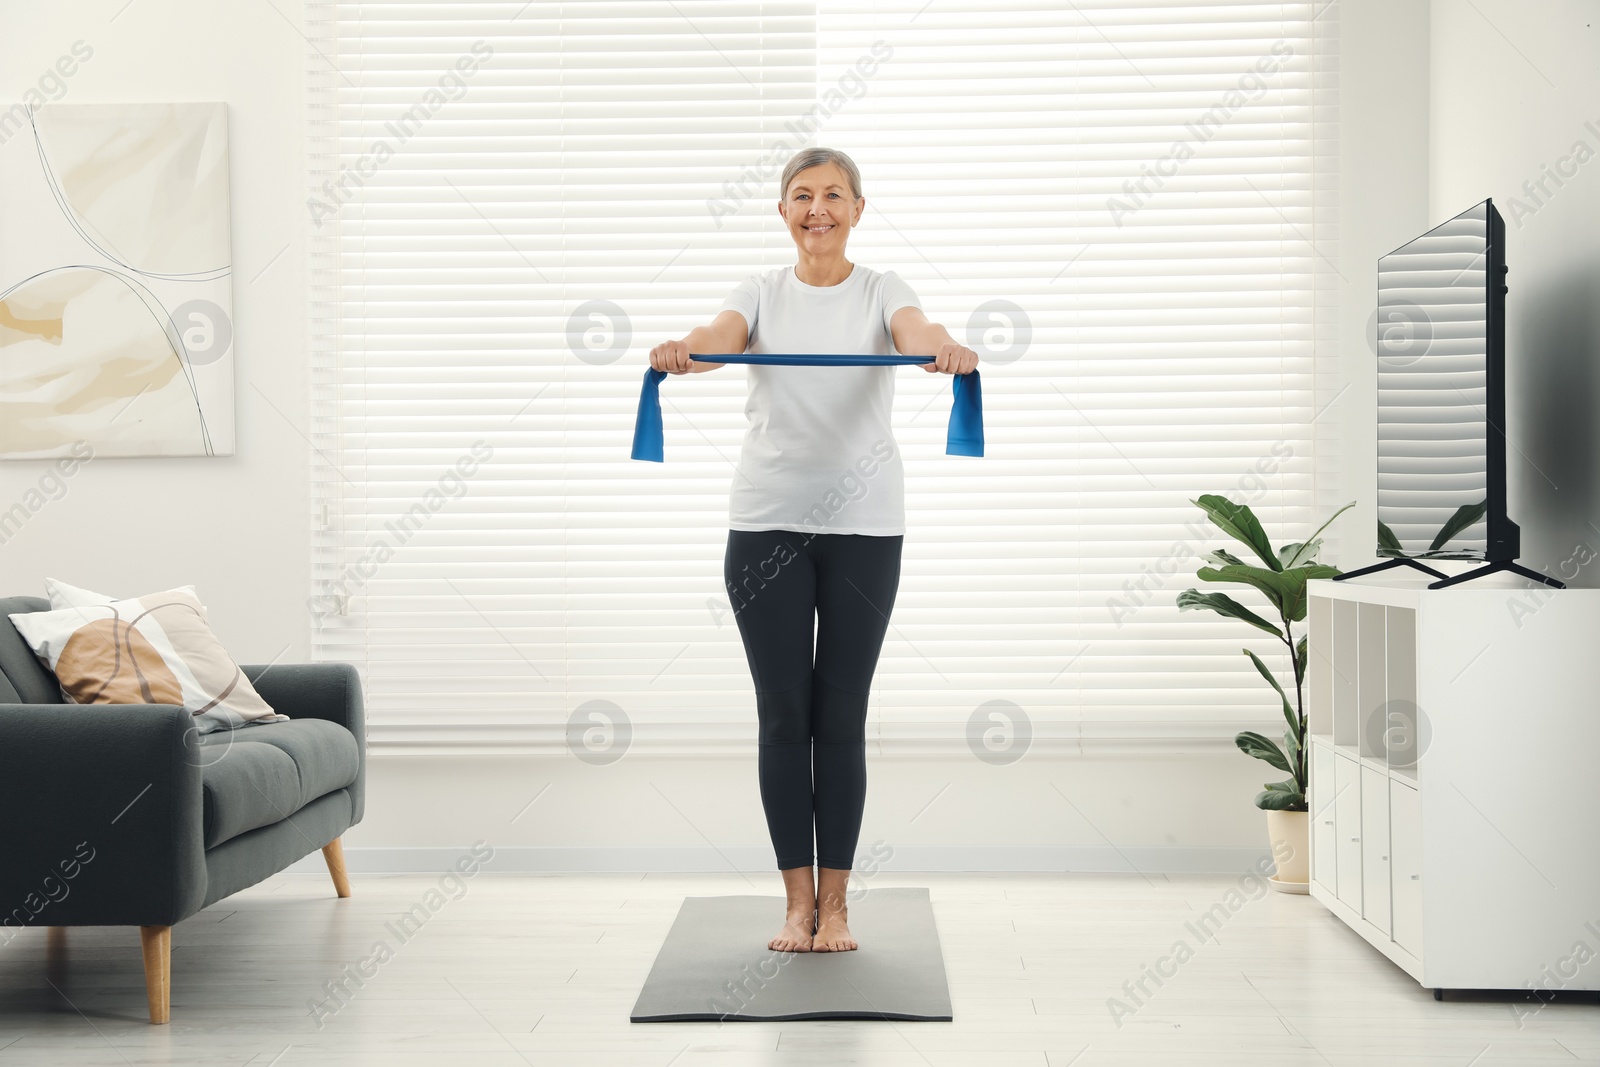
[0,102,234,458]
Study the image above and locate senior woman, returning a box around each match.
[648,147,978,953]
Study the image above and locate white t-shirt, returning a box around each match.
[718,263,922,537]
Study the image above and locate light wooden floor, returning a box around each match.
[0,871,1595,1065]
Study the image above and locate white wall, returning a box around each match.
[0,0,311,657]
[1431,0,1600,586]
[1329,0,1433,572]
[2,1,1449,873]
[339,751,1281,874]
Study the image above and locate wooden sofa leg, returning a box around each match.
[46,926,67,988]
[139,925,171,1025]
[323,837,352,898]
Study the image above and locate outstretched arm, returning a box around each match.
[649,310,748,374]
[890,306,979,374]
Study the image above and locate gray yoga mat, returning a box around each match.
[630,886,953,1022]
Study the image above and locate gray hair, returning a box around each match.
[779,147,863,203]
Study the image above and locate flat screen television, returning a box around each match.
[1334,198,1562,589]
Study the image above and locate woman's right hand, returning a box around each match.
[649,339,694,374]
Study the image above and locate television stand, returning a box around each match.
[1426,559,1566,589]
[1306,579,1600,998]
[1332,558,1448,582]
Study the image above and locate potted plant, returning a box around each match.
[1176,494,1354,891]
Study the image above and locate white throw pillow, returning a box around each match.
[11,587,287,733]
[46,577,203,611]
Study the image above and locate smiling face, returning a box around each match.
[779,162,863,255]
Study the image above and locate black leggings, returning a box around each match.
[724,529,904,871]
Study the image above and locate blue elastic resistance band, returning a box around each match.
[630,354,984,462]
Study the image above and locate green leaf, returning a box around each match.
[1235,731,1291,772]
[1283,565,1341,621]
[1176,589,1284,639]
[1278,501,1356,570]
[1196,563,1292,613]
[1377,520,1404,556]
[1277,539,1320,570]
[1244,647,1293,706]
[1255,787,1306,811]
[1283,729,1306,791]
[1201,547,1247,568]
[1192,494,1280,572]
[1198,563,1339,623]
[1244,648,1299,741]
[1294,634,1308,688]
[1428,499,1488,553]
[1263,779,1298,793]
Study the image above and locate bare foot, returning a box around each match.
[769,909,815,952]
[812,905,857,951]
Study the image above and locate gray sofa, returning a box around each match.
[0,595,365,1023]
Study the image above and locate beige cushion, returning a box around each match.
[9,587,287,732]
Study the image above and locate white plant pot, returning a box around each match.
[1266,808,1309,892]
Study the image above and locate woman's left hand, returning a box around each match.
[921,341,980,375]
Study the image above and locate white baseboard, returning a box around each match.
[284,844,1272,876]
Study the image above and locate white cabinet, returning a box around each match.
[1360,765,1390,935]
[1311,744,1336,894]
[1333,754,1362,907]
[1389,778,1422,957]
[1306,576,1600,995]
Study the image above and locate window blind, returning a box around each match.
[305,0,1340,752]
